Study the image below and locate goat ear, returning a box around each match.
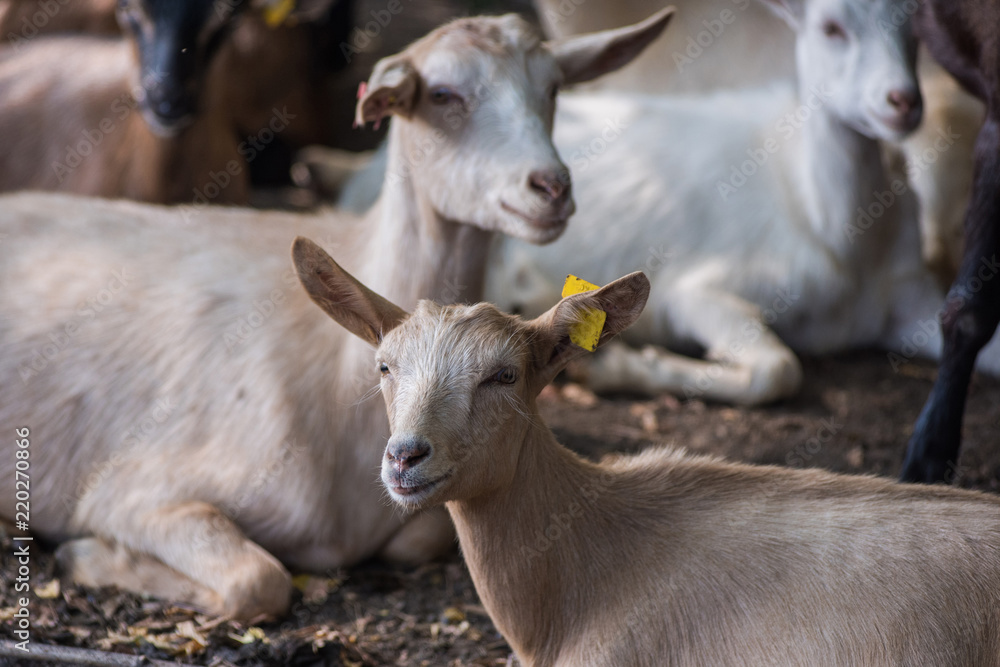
[756,0,803,29]
[547,7,674,86]
[529,272,650,388]
[292,237,408,347]
[355,56,420,128]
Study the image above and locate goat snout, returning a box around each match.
[883,87,923,132]
[528,169,571,204]
[886,88,919,116]
[385,436,432,472]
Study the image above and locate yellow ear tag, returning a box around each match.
[263,0,296,27]
[561,275,607,352]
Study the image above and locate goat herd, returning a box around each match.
[1,0,1000,665]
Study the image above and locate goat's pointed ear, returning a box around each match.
[292,237,408,347]
[547,7,674,86]
[355,55,420,128]
[529,272,650,389]
[756,0,803,29]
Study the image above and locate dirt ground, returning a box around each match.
[1,351,998,667]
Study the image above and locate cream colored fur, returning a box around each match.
[298,246,1000,667]
[0,10,673,619]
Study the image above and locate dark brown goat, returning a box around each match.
[901,1,1000,483]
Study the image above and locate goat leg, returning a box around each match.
[901,116,1000,483]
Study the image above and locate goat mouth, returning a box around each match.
[501,201,569,231]
[388,474,449,502]
[870,110,921,137]
[140,107,196,138]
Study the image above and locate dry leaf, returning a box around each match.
[35,579,60,599]
[228,626,268,645]
[175,620,208,646]
[442,607,465,624]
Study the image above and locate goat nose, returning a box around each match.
[529,169,570,203]
[386,437,431,470]
[886,88,920,116]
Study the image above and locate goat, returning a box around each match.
[898,1,1000,483]
[0,11,672,620]
[487,0,1000,408]
[0,0,340,203]
[0,0,118,38]
[532,0,981,290]
[295,238,1000,667]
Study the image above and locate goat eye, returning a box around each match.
[379,362,390,376]
[494,368,517,384]
[429,87,459,105]
[822,20,846,40]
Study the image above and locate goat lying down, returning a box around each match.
[296,236,1000,667]
[488,0,1000,407]
[0,10,673,620]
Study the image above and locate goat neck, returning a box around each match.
[359,123,492,309]
[795,88,897,268]
[446,411,612,666]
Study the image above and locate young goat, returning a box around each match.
[488,0,1000,407]
[0,11,671,620]
[296,237,1000,667]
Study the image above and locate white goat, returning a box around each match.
[533,0,982,287]
[295,240,1000,667]
[488,0,1000,406]
[0,10,672,620]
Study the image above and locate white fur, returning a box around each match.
[488,0,1000,405]
[0,11,672,618]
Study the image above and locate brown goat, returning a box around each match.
[297,238,1000,667]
